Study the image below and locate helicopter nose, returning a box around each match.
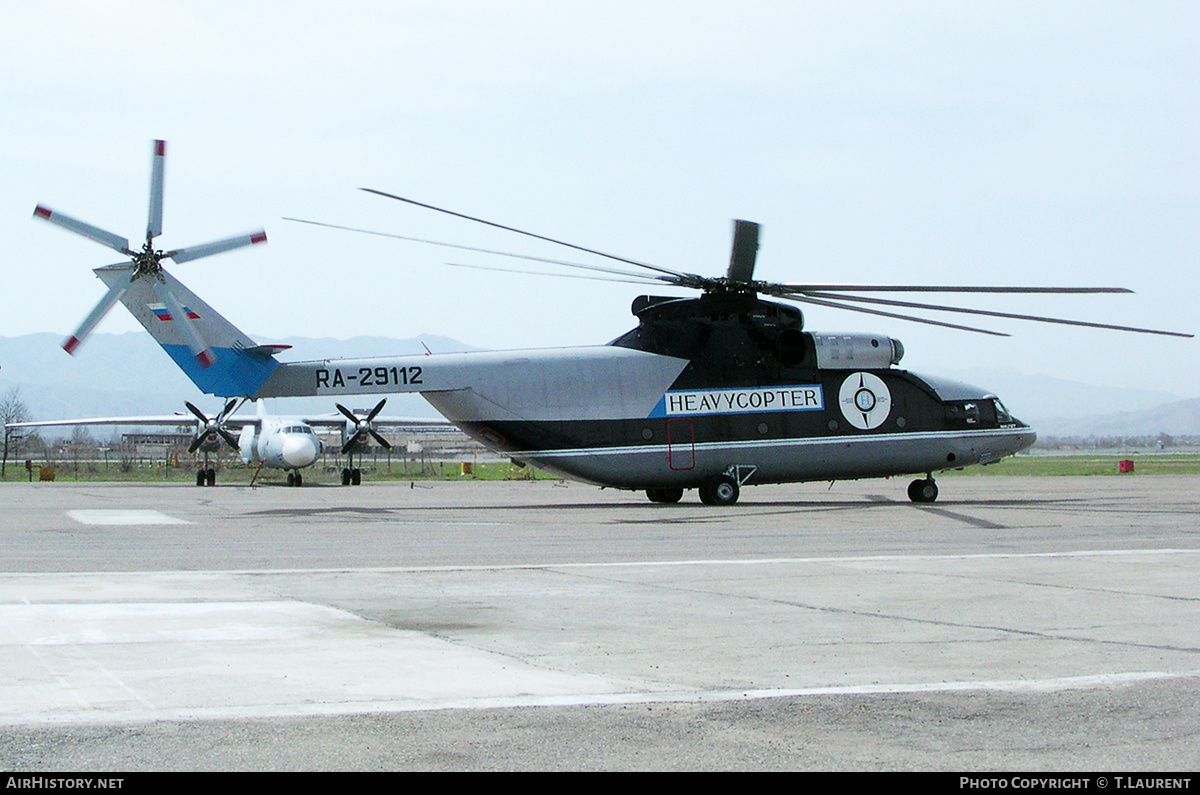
[281,435,319,468]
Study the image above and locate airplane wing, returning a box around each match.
[6,415,198,429]
[6,415,261,430]
[301,414,452,429]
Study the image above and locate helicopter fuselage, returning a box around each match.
[251,292,1037,491]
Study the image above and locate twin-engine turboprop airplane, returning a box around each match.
[9,398,438,486]
[35,140,1192,504]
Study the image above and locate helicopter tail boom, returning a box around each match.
[95,264,284,398]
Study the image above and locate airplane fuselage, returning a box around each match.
[238,416,323,471]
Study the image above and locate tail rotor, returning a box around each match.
[35,140,268,361]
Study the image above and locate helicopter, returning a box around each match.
[35,140,1192,505]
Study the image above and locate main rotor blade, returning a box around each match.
[33,205,131,255]
[445,261,664,286]
[775,284,1134,294]
[167,230,267,264]
[780,293,1010,336]
[800,291,1195,338]
[62,278,130,355]
[147,139,165,241]
[361,188,686,280]
[153,282,215,367]
[284,218,678,283]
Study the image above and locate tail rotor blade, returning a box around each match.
[153,282,215,368]
[147,140,165,241]
[34,205,131,255]
[62,279,130,355]
[167,230,267,264]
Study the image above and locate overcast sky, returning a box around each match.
[3,1,1197,398]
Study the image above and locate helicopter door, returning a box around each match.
[667,418,695,470]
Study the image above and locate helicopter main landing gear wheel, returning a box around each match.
[646,487,684,504]
[907,477,938,503]
[698,474,740,506]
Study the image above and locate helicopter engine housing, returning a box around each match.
[811,333,904,370]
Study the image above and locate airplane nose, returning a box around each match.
[281,435,319,468]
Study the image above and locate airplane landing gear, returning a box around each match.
[908,477,938,503]
[195,466,216,486]
[287,471,303,487]
[341,467,362,485]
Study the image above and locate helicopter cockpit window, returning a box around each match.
[945,400,981,426]
[992,398,1013,424]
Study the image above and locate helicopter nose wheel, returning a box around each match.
[907,477,938,503]
[698,474,740,506]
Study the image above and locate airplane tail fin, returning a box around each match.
[95,264,286,398]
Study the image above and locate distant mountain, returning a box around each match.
[946,367,1189,424]
[1029,398,1200,438]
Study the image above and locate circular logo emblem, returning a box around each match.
[839,372,891,430]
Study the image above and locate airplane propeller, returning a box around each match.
[184,399,243,454]
[336,399,393,455]
[288,191,1190,339]
[35,140,268,363]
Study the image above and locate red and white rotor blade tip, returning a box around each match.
[167,230,267,264]
[62,279,130,355]
[33,205,131,255]
[147,140,165,240]
[152,282,216,368]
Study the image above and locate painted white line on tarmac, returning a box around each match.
[3,546,1197,579]
[6,670,1199,726]
[66,510,189,526]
